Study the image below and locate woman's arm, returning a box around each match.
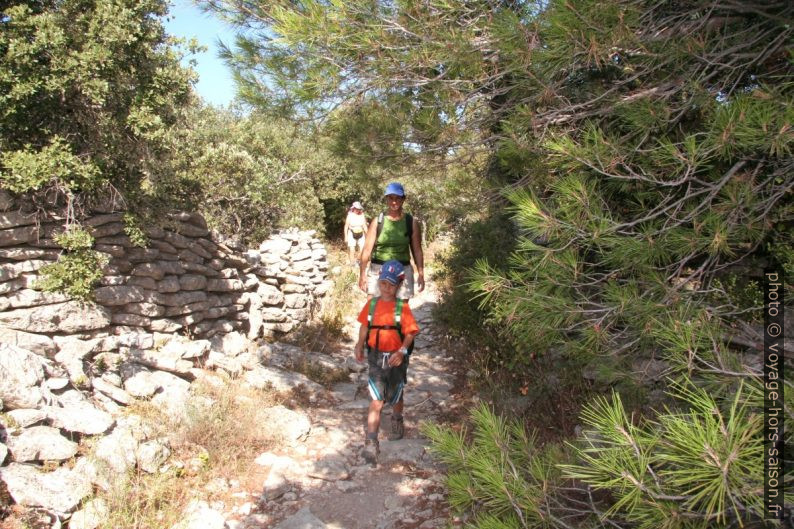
[358,217,379,293]
[410,217,424,292]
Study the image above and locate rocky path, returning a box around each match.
[226,282,462,529]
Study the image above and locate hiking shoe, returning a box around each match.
[361,438,379,464]
[388,415,404,441]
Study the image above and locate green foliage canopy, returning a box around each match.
[211,0,792,526]
[0,0,193,200]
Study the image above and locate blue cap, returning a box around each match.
[383,182,405,197]
[378,260,405,285]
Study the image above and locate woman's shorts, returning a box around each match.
[367,263,414,299]
[346,230,365,249]
[367,350,409,405]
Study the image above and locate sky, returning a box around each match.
[163,0,239,107]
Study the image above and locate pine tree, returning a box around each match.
[463,1,793,526]
[202,0,793,526]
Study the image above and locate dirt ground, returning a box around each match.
[221,275,474,529]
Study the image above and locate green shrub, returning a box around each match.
[0,137,103,193]
[36,227,108,301]
[422,403,554,528]
[561,383,765,527]
[426,384,767,529]
[123,213,149,248]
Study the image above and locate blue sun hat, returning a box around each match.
[383,182,405,197]
[378,260,405,285]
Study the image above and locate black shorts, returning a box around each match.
[366,349,409,405]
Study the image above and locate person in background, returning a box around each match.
[358,182,424,301]
[354,260,420,464]
[343,201,368,266]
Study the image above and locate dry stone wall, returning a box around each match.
[0,195,337,522]
[0,201,331,352]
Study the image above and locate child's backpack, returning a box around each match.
[365,297,415,357]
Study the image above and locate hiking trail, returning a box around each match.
[223,277,467,529]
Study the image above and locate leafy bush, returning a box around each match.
[123,213,149,248]
[0,0,192,200]
[0,137,101,193]
[171,106,355,244]
[36,227,108,301]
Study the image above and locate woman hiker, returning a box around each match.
[357,182,424,301]
[343,200,368,266]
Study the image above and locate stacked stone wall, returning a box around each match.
[0,195,331,360]
[0,193,341,521]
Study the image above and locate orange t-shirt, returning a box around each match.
[357,299,420,352]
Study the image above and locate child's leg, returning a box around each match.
[387,365,407,441]
[363,398,384,463]
[367,399,384,434]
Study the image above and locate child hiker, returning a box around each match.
[354,259,420,464]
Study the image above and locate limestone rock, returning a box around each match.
[272,507,326,529]
[0,210,39,229]
[91,377,132,405]
[136,439,171,473]
[0,328,56,357]
[0,301,111,333]
[0,225,38,247]
[260,405,311,445]
[0,344,46,409]
[243,365,324,397]
[0,462,92,513]
[68,498,108,529]
[6,408,48,428]
[172,500,226,529]
[259,238,292,256]
[126,347,193,375]
[122,369,159,398]
[6,426,78,462]
[46,400,115,435]
[93,426,138,474]
[93,285,145,305]
[149,371,191,418]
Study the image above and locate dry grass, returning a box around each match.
[98,470,188,529]
[176,377,283,473]
[287,244,364,354]
[81,376,285,529]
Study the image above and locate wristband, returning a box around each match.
[398,347,408,356]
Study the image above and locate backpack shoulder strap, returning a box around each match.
[394,298,403,330]
[395,298,406,342]
[367,296,379,327]
[376,212,384,238]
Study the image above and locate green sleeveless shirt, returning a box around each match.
[372,215,411,264]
